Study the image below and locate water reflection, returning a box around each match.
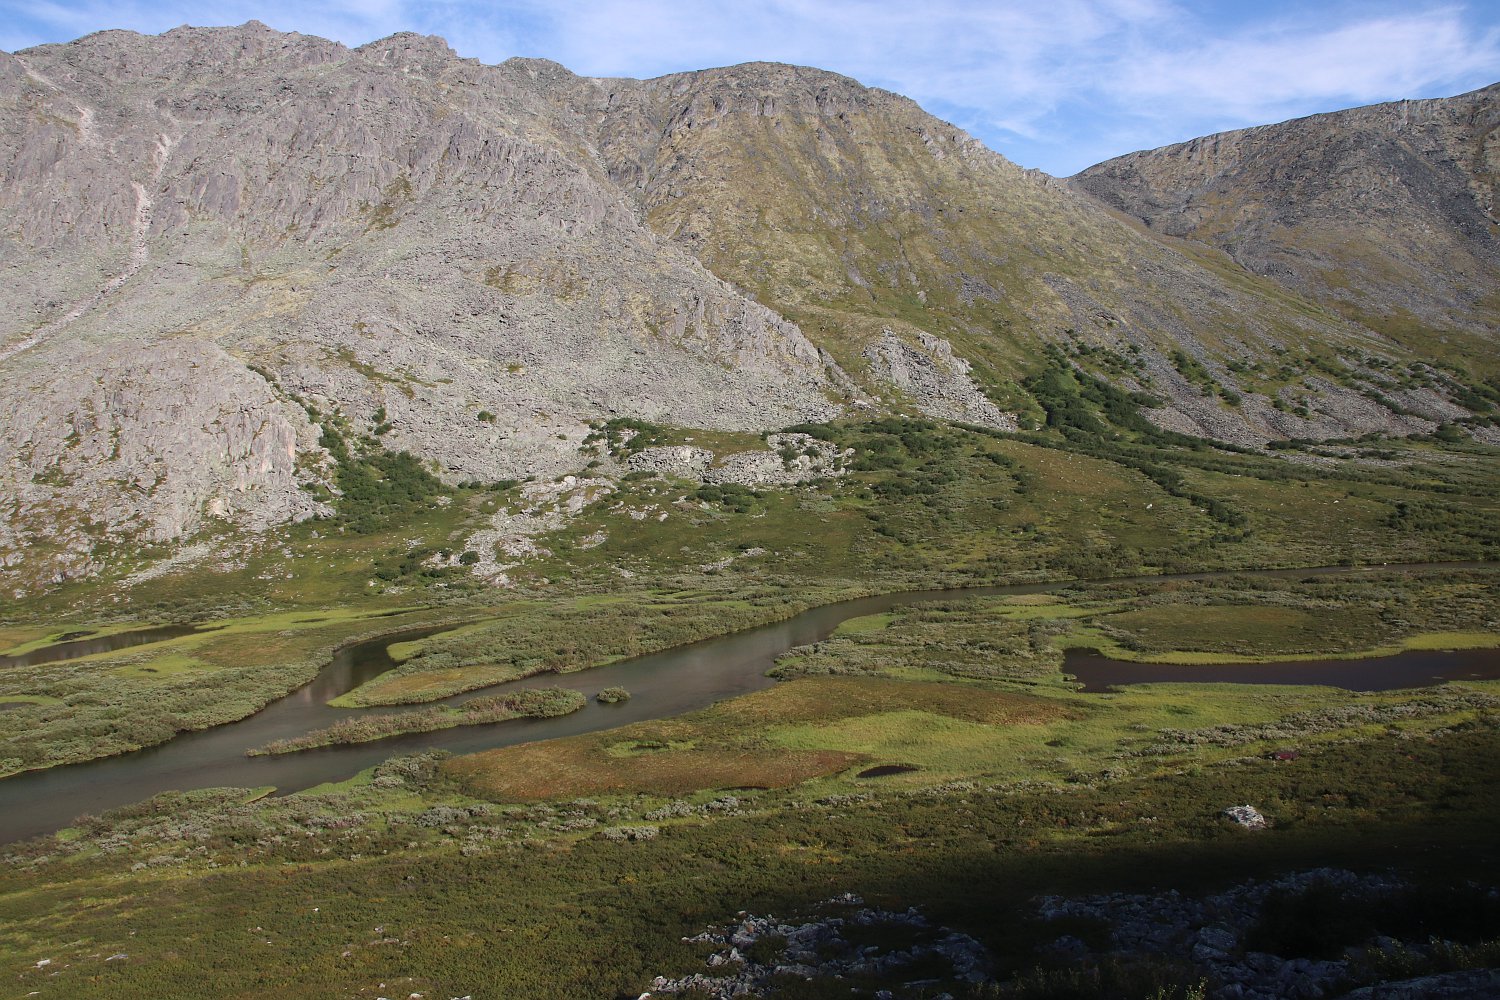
[0,625,205,669]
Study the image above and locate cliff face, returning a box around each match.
[0,22,1494,588]
[0,26,847,583]
[1073,84,1500,355]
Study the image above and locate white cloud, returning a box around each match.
[478,0,1497,169]
[1114,8,1500,125]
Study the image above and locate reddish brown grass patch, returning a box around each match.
[715,676,1071,727]
[448,741,860,799]
[446,677,1069,800]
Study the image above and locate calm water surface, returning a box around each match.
[0,624,205,669]
[1066,646,1500,692]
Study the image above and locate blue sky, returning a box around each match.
[3,0,1497,175]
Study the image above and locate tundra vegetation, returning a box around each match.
[2,324,1498,1000]
[3,563,1499,998]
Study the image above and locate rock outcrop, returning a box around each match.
[625,433,849,486]
[644,895,990,998]
[865,329,1016,429]
[0,25,851,584]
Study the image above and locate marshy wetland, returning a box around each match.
[3,418,1500,999]
[3,563,1495,845]
[2,564,1499,999]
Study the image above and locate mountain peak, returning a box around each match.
[1074,81,1500,345]
[356,30,460,64]
[0,23,1496,591]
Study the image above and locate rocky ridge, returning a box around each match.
[1074,84,1500,350]
[1,23,1495,588]
[0,25,852,586]
[572,59,1493,441]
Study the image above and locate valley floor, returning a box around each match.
[2,425,1499,998]
[2,566,1499,998]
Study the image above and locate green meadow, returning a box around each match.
[1,411,1498,997]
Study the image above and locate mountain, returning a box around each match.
[1074,84,1500,361]
[0,26,844,586]
[1,22,1496,590]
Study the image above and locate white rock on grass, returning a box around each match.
[1223,804,1268,829]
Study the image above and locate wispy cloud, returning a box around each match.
[2,0,1496,174]
[1114,8,1500,125]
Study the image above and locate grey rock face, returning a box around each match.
[625,434,848,486]
[0,24,849,585]
[1073,84,1500,343]
[1,23,1493,588]
[701,434,850,486]
[864,329,1017,429]
[0,338,325,587]
[625,446,716,479]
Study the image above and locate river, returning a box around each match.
[0,562,1496,844]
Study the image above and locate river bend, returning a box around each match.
[1,563,1496,843]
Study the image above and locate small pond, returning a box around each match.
[1065,646,1500,693]
[0,625,206,669]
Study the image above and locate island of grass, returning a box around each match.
[247,688,585,756]
[596,686,631,704]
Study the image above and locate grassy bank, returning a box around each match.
[247,688,585,755]
[4,564,1494,777]
[0,607,464,775]
[772,567,1500,686]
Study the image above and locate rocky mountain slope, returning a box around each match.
[1,22,1495,589]
[1074,84,1500,361]
[572,61,1490,440]
[0,26,845,584]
